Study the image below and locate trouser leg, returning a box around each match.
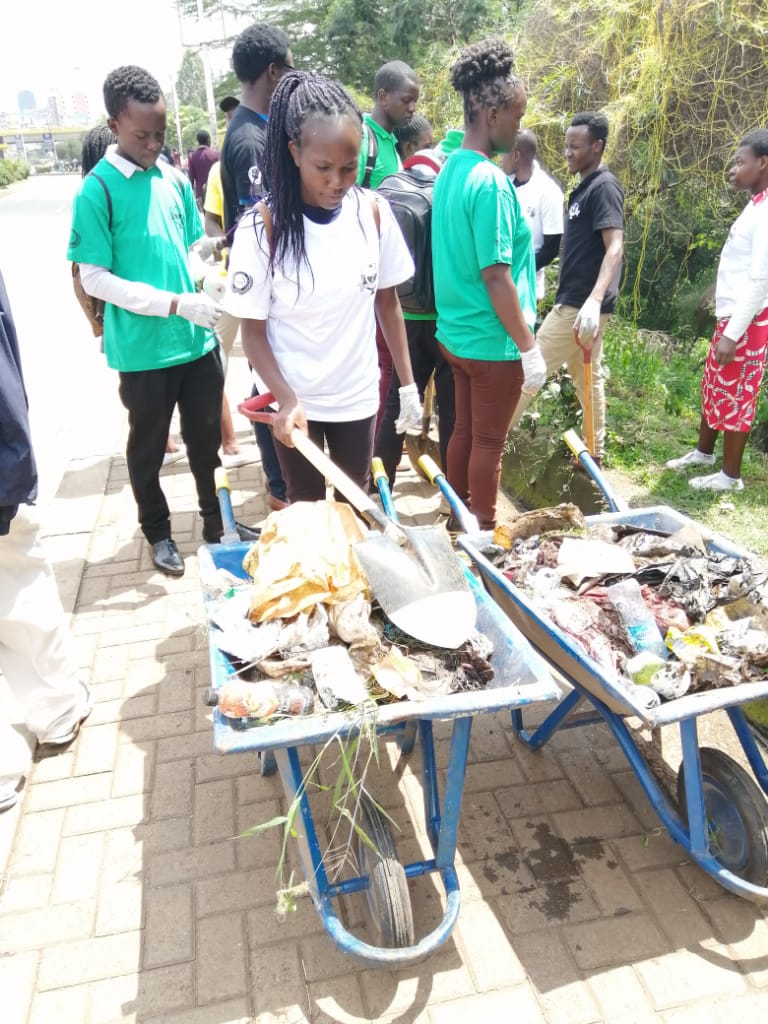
[118,367,177,543]
[176,349,224,535]
[0,507,88,744]
[375,318,393,434]
[275,416,376,504]
[509,304,584,427]
[250,383,288,503]
[440,344,472,506]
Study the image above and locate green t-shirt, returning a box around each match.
[432,149,536,361]
[67,157,213,373]
[357,114,402,190]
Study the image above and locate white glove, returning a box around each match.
[520,345,547,395]
[193,236,220,261]
[394,382,423,434]
[574,297,601,344]
[175,293,222,329]
[201,269,226,303]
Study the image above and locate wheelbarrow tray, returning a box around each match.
[459,505,768,729]
[199,540,560,754]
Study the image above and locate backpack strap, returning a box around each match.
[88,172,112,230]
[361,123,378,189]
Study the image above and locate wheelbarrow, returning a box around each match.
[197,468,560,966]
[456,435,768,902]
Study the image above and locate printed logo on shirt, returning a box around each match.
[568,202,581,220]
[359,260,378,294]
[69,229,81,248]
[232,271,253,295]
[248,164,263,201]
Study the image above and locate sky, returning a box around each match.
[0,0,241,117]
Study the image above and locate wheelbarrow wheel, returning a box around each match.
[677,747,768,885]
[356,795,415,948]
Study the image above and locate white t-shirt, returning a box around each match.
[225,189,413,421]
[514,161,564,300]
[715,189,768,339]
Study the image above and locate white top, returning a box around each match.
[716,188,768,340]
[224,188,414,421]
[513,161,564,300]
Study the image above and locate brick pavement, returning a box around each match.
[1,381,768,1023]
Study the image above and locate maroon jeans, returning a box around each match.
[439,345,523,530]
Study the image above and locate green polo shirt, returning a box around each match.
[67,156,214,373]
[432,149,536,361]
[357,114,402,190]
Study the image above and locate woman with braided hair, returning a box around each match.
[432,38,546,530]
[225,71,421,501]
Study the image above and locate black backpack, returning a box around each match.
[377,163,437,316]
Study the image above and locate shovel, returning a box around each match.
[574,327,596,457]
[238,394,476,649]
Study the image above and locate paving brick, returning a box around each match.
[509,814,582,885]
[466,711,518,764]
[552,802,643,845]
[95,877,144,935]
[0,898,95,952]
[148,840,235,887]
[612,768,670,832]
[558,747,623,805]
[250,942,309,1020]
[307,975,369,1024]
[195,749,264,782]
[26,770,112,812]
[661,992,768,1023]
[572,838,646,917]
[455,791,518,864]
[157,668,195,713]
[234,770,285,804]
[112,739,156,797]
[427,985,546,1024]
[697,896,768,986]
[156,730,217,762]
[92,644,131,683]
[141,996,255,1024]
[196,911,248,1004]
[86,973,140,1024]
[28,985,90,1024]
[52,831,105,903]
[196,865,279,917]
[74,722,120,776]
[64,794,148,835]
[563,913,669,970]
[234,799,285,870]
[300,929,362,983]
[9,807,65,874]
[144,883,194,968]
[90,693,158,725]
[2,868,49,915]
[0,949,37,1024]
[359,944,474,1017]
[612,829,684,872]
[151,759,194,820]
[247,895,326,946]
[37,930,143,989]
[130,963,195,1020]
[454,900,527,991]
[511,740,566,783]
[115,710,194,741]
[496,879,600,935]
[496,778,584,821]
[632,866,714,947]
[30,748,76,784]
[587,964,660,1024]
[194,779,236,844]
[635,945,747,1010]
[514,929,602,1024]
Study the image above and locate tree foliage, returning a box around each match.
[176,50,207,109]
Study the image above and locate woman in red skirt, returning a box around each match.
[667,129,768,491]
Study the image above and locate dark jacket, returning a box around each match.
[0,270,37,534]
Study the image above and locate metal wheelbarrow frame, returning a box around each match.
[459,502,768,904]
[198,476,560,967]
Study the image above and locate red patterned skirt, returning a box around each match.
[701,310,768,432]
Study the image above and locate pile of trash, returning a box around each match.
[201,502,494,726]
[485,504,768,706]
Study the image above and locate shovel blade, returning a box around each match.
[355,525,476,648]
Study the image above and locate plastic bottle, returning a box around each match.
[606,579,668,660]
[204,681,314,720]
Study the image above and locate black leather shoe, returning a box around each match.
[151,538,185,577]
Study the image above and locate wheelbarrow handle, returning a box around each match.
[417,454,480,534]
[563,429,628,513]
[371,458,399,522]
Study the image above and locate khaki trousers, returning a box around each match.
[510,303,611,458]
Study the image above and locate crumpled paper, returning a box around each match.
[242,501,369,622]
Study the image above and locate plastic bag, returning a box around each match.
[243,501,369,622]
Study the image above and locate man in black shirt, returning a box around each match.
[220,23,293,508]
[511,111,624,463]
[220,23,293,233]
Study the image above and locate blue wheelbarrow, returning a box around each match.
[198,468,560,966]
[454,433,768,902]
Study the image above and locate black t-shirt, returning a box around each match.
[557,166,624,313]
[220,105,268,233]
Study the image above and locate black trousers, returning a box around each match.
[373,318,456,484]
[274,415,376,503]
[118,348,224,543]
